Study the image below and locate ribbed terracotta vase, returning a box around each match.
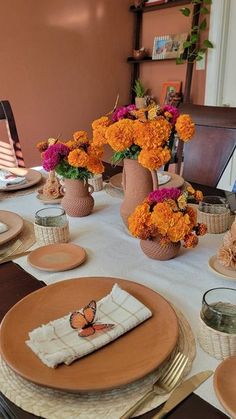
[120,159,158,227]
[140,236,181,260]
[61,179,94,217]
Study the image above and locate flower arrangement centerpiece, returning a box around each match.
[92,103,195,226]
[217,219,236,270]
[128,185,207,260]
[37,132,104,217]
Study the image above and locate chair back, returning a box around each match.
[0,100,25,167]
[178,104,236,187]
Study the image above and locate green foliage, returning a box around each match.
[55,160,91,180]
[132,79,146,98]
[112,145,141,165]
[178,0,213,64]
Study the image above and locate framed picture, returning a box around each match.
[152,33,187,60]
[144,0,169,5]
[159,81,182,106]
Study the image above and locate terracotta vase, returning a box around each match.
[120,158,158,227]
[140,236,181,260]
[61,178,94,217]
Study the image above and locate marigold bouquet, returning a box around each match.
[37,131,104,180]
[92,104,195,170]
[128,186,207,248]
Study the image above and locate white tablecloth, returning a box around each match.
[0,184,234,417]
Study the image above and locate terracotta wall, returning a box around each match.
[0,0,133,166]
[0,1,206,167]
[140,3,206,105]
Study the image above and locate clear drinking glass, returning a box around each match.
[35,207,67,227]
[201,288,236,334]
[198,196,229,214]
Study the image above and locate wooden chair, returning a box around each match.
[0,100,25,168]
[175,104,236,187]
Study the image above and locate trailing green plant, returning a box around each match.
[133,79,147,97]
[177,0,213,64]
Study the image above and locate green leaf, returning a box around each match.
[180,7,190,16]
[183,41,192,48]
[203,39,214,48]
[192,25,199,31]
[198,48,207,55]
[199,18,207,31]
[203,0,212,4]
[190,33,199,43]
[196,55,204,61]
[200,6,210,14]
[176,57,185,65]
[192,0,202,3]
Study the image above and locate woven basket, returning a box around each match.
[197,208,231,234]
[34,222,70,246]
[198,314,236,360]
[88,175,103,192]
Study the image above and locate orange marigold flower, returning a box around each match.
[186,206,197,229]
[134,118,171,149]
[87,144,103,159]
[161,147,172,165]
[36,141,48,153]
[92,126,108,146]
[184,233,198,248]
[194,190,203,202]
[73,130,88,143]
[87,156,104,174]
[68,149,89,168]
[65,140,78,150]
[92,116,111,130]
[151,203,173,236]
[168,213,191,242]
[138,148,165,170]
[128,202,152,239]
[186,185,195,195]
[175,114,195,142]
[195,223,207,236]
[105,119,134,152]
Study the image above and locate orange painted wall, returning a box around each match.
[0,1,206,166]
[0,0,133,166]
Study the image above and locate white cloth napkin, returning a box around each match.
[26,284,152,368]
[0,169,26,188]
[0,222,8,233]
[157,172,171,185]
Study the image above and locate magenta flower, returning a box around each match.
[112,104,137,122]
[148,187,181,204]
[163,105,180,125]
[42,143,69,171]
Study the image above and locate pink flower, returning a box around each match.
[148,187,181,204]
[112,105,136,122]
[163,105,180,125]
[43,143,69,171]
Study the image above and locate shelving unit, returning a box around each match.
[128,0,191,102]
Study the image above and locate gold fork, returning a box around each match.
[0,239,22,262]
[120,352,188,419]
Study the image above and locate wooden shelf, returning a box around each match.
[130,0,191,13]
[127,57,176,63]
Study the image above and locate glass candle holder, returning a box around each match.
[201,287,236,334]
[35,207,67,227]
[198,196,229,214]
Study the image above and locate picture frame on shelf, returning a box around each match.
[159,81,182,106]
[144,0,169,6]
[152,33,187,60]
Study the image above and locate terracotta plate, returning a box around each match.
[214,356,236,417]
[0,277,179,392]
[109,171,184,190]
[36,193,62,205]
[0,169,42,191]
[208,255,236,280]
[27,243,87,272]
[0,210,24,246]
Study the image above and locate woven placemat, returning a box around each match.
[0,305,195,419]
[0,177,46,200]
[0,220,35,264]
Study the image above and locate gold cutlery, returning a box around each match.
[0,239,22,260]
[120,352,188,419]
[152,370,213,418]
[0,250,32,264]
[0,165,28,177]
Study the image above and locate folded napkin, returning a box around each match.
[26,284,152,368]
[157,172,171,185]
[0,169,26,188]
[0,222,8,233]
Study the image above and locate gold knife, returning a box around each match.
[0,250,32,264]
[152,370,213,419]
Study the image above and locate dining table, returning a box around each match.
[0,167,234,419]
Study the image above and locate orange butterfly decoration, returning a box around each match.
[69,300,114,337]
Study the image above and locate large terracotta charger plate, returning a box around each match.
[109,171,184,190]
[0,210,24,246]
[0,169,42,191]
[0,277,179,392]
[214,356,236,417]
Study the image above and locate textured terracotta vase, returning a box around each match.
[140,236,181,260]
[61,179,94,217]
[120,158,158,227]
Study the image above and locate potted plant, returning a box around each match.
[133,79,147,109]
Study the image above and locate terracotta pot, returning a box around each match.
[120,158,158,227]
[61,178,94,217]
[140,236,181,260]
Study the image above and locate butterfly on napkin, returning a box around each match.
[69,300,114,337]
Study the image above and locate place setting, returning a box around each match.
[0,166,43,200]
